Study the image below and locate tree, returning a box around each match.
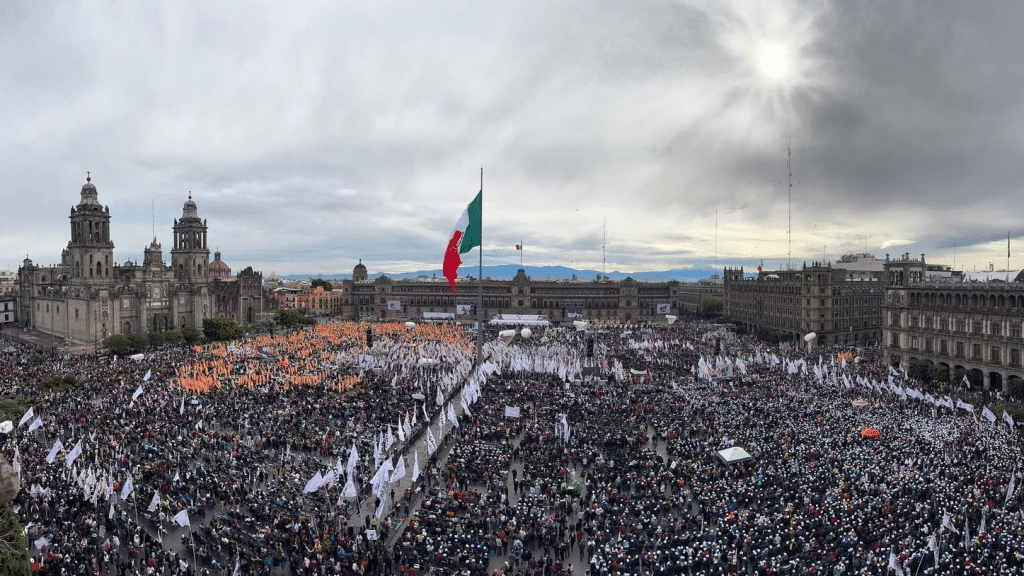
[906,359,931,383]
[181,326,202,345]
[147,331,166,349]
[930,363,949,385]
[0,505,30,575]
[101,335,132,355]
[276,309,316,329]
[311,279,333,291]
[1009,376,1024,402]
[127,333,149,352]
[703,299,724,317]
[202,318,245,342]
[163,330,184,345]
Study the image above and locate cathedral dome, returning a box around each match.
[209,251,231,279]
[181,192,200,220]
[268,271,279,282]
[79,173,99,205]
[353,260,367,282]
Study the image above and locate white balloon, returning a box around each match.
[804,332,817,342]
[520,328,532,339]
[498,329,516,338]
[405,322,416,329]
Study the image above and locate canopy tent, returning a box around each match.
[488,314,551,327]
[716,446,753,464]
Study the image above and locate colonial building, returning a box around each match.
[17,175,266,345]
[723,257,886,346]
[882,253,1024,392]
[334,264,696,324]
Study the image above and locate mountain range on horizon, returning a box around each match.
[276,264,728,283]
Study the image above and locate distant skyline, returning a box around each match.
[2,2,1023,277]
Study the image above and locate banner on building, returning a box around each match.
[387,300,402,311]
[656,303,671,314]
[456,304,472,316]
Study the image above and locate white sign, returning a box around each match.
[366,529,379,541]
[656,303,670,314]
[387,300,402,311]
[456,304,472,316]
[504,406,521,418]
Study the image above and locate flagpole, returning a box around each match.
[477,166,483,368]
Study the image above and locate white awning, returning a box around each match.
[716,446,753,464]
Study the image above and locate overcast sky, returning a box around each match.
[2,0,1023,277]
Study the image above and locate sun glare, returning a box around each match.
[759,42,787,78]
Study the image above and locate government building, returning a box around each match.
[327,263,716,324]
[17,175,266,346]
[882,253,1024,393]
[723,253,887,346]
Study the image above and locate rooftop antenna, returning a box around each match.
[787,139,793,270]
[715,209,718,259]
[152,199,155,241]
[603,217,606,277]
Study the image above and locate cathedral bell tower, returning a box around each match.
[170,192,210,283]
[65,172,115,282]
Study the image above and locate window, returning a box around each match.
[940,340,948,354]
[992,323,1002,336]
[955,341,964,357]
[924,338,932,352]
[1012,348,1021,366]
[973,343,982,360]
[972,321,983,334]
[992,347,1001,364]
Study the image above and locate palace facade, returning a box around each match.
[882,254,1024,392]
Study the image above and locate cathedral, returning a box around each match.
[17,174,267,345]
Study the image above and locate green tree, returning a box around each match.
[181,326,202,345]
[930,363,949,384]
[128,333,149,352]
[276,309,316,329]
[1009,376,1024,401]
[202,318,245,342]
[311,279,333,291]
[163,330,184,345]
[907,359,931,383]
[703,299,724,317]
[0,505,30,575]
[147,331,166,348]
[101,334,132,355]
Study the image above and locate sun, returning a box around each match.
[759,42,787,78]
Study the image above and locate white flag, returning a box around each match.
[1004,410,1016,429]
[28,417,42,433]
[45,438,63,464]
[173,509,190,527]
[426,427,437,455]
[173,470,180,482]
[1007,470,1017,504]
[303,471,324,493]
[396,418,406,443]
[148,490,161,512]
[390,455,406,483]
[233,557,241,576]
[436,387,443,406]
[143,369,152,382]
[347,443,359,476]
[11,447,19,477]
[65,440,82,468]
[121,476,134,500]
[342,474,357,499]
[180,397,185,415]
[982,407,997,424]
[18,407,33,428]
[412,450,420,482]
[385,425,395,451]
[132,385,144,401]
[447,403,459,428]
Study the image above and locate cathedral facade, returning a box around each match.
[17,175,266,345]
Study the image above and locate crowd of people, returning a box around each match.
[2,317,1024,576]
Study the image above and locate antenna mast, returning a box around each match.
[788,141,792,270]
[715,209,718,258]
[603,218,606,276]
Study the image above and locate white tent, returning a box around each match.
[716,446,753,464]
